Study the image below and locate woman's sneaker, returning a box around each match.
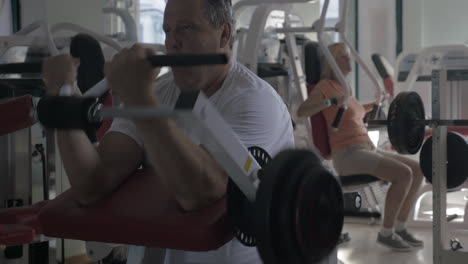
[395,229,424,247]
[377,232,412,252]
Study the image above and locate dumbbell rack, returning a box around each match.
[432,69,468,263]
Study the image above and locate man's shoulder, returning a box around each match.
[230,61,264,86]
[228,61,277,97]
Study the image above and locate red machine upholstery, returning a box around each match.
[0,95,36,136]
[1,170,232,251]
[371,54,395,98]
[383,77,394,98]
[0,225,35,246]
[307,84,332,159]
[0,201,48,245]
[304,41,332,159]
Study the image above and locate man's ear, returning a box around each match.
[220,22,232,49]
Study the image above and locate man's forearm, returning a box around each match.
[56,130,102,195]
[134,115,227,211]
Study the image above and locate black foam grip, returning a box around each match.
[0,63,42,74]
[332,108,346,130]
[147,54,228,67]
[0,54,228,74]
[329,98,338,106]
[37,96,102,130]
[371,54,390,79]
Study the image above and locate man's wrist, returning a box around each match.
[121,84,157,107]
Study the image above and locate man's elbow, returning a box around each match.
[177,178,227,212]
[70,176,115,207]
[72,188,106,207]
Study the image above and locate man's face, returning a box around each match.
[163,0,227,91]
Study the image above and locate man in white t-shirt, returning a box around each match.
[42,0,307,263]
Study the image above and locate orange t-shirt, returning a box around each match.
[315,79,371,153]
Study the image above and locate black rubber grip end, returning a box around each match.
[37,96,101,130]
[332,107,346,130]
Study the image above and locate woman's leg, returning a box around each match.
[376,150,424,223]
[333,147,414,229]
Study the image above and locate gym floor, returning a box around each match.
[338,223,468,264]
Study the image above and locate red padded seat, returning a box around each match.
[1,170,232,250]
[0,95,36,136]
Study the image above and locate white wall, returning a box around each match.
[21,0,47,29]
[422,0,468,46]
[404,0,468,50]
[45,0,107,35]
[402,0,423,52]
[291,1,321,40]
[20,0,106,35]
[0,0,12,35]
[357,0,396,102]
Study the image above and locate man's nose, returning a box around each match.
[165,34,182,52]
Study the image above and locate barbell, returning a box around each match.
[367,91,468,155]
[365,91,468,189]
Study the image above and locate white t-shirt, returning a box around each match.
[108,60,295,264]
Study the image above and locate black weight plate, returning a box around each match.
[387,92,426,154]
[275,150,321,263]
[296,164,343,263]
[255,150,307,264]
[419,132,468,189]
[227,146,272,247]
[255,150,343,264]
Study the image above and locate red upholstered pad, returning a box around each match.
[383,77,394,98]
[0,95,36,136]
[0,201,47,226]
[307,84,332,159]
[448,127,468,136]
[0,201,48,245]
[0,224,35,246]
[39,170,233,251]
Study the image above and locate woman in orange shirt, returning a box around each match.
[298,43,424,252]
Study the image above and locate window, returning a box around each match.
[106,0,166,44]
[139,0,166,44]
[320,0,340,27]
[265,10,303,30]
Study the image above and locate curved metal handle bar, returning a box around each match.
[232,0,312,20]
[4,20,59,56]
[51,23,123,52]
[102,7,138,42]
[14,20,45,36]
[335,0,383,105]
[317,0,349,109]
[42,21,59,56]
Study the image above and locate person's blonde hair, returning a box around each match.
[320,43,347,80]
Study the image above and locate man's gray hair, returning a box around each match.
[204,0,234,28]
